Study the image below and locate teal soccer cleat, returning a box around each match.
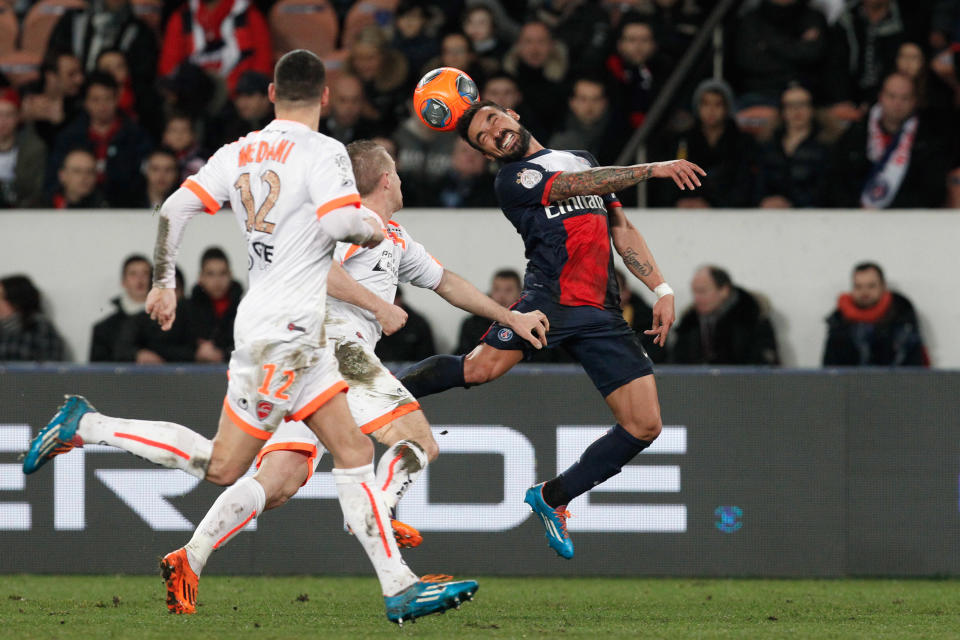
[384,575,478,626]
[22,395,95,474]
[524,483,574,559]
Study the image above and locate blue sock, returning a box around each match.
[541,425,652,507]
[396,354,466,399]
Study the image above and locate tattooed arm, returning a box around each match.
[546,159,707,202]
[608,205,675,347]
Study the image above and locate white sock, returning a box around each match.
[78,412,213,479]
[183,477,266,575]
[334,464,418,597]
[376,440,428,514]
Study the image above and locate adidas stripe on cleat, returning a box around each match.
[384,575,478,626]
[524,482,574,559]
[160,548,199,614]
[22,395,95,474]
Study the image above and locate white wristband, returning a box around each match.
[654,283,674,299]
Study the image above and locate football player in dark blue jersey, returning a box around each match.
[399,100,706,559]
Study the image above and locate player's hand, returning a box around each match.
[376,303,408,336]
[507,310,550,349]
[146,287,177,331]
[644,294,675,347]
[650,160,706,191]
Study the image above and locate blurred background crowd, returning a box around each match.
[0,0,952,365]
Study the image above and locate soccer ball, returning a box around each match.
[413,67,479,132]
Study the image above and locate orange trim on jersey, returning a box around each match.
[316,194,361,219]
[340,244,362,264]
[284,381,349,422]
[213,510,257,549]
[541,172,560,205]
[361,481,392,558]
[358,401,421,435]
[255,441,318,486]
[182,178,221,214]
[223,397,272,440]
[113,432,190,460]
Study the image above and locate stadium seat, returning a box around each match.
[20,0,87,57]
[0,3,17,57]
[269,0,338,60]
[0,50,41,86]
[130,0,162,36]
[341,0,398,49]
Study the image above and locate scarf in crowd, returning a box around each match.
[188,0,248,78]
[860,103,917,209]
[836,291,893,324]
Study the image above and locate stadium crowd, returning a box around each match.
[0,0,947,365]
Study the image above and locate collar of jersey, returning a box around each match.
[266,119,312,132]
[521,148,552,161]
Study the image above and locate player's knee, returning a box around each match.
[264,471,306,509]
[463,357,495,385]
[622,415,661,442]
[418,436,439,462]
[205,460,246,486]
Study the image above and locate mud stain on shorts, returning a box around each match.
[334,342,378,387]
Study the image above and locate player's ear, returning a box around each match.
[268,83,276,104]
[320,85,330,109]
[506,108,520,121]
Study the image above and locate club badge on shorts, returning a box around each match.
[498,328,514,341]
[256,401,274,420]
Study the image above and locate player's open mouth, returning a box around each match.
[497,131,517,152]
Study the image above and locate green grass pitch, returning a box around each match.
[1,576,959,639]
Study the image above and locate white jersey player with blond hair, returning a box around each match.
[23,50,479,626]
[160,139,549,601]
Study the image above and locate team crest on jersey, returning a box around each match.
[334,153,355,188]
[516,169,542,189]
[497,328,514,341]
[256,400,274,420]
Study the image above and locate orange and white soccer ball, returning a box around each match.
[412,67,479,131]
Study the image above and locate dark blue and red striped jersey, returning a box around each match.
[494,149,621,310]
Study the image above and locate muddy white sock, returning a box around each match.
[78,412,213,479]
[334,464,418,596]
[183,477,266,576]
[376,440,428,513]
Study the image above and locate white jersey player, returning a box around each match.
[161,140,549,594]
[23,51,480,626]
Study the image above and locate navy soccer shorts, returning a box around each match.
[481,289,654,397]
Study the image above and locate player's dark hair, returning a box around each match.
[706,265,732,289]
[274,49,326,103]
[84,71,118,95]
[201,247,230,269]
[347,140,391,197]
[455,99,507,151]
[493,268,521,289]
[0,274,42,325]
[122,254,151,278]
[853,261,885,283]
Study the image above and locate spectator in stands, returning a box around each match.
[376,286,436,362]
[19,51,84,148]
[0,89,46,208]
[187,247,242,363]
[828,0,907,107]
[95,49,162,137]
[0,275,67,362]
[757,84,830,208]
[393,0,440,86]
[481,73,547,141]
[139,147,179,210]
[533,0,613,73]
[206,70,273,149]
[89,254,151,361]
[48,148,106,209]
[162,114,206,182]
[733,0,829,105]
[48,72,151,207]
[895,41,955,113]
[823,261,927,366]
[503,21,568,135]
[670,265,780,365]
[128,267,198,364]
[432,137,496,208]
[47,0,159,129]
[605,16,672,131]
[651,79,758,208]
[826,72,950,208]
[455,268,521,355]
[319,73,381,145]
[614,268,665,363]
[641,0,703,63]
[462,4,508,73]
[427,32,487,88]
[549,77,625,165]
[159,0,273,93]
[393,103,454,206]
[347,25,410,134]
[157,62,216,125]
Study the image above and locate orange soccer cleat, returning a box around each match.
[160,548,199,614]
[392,519,423,549]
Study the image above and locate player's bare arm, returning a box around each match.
[432,270,549,349]
[547,160,707,201]
[608,206,675,347]
[328,262,408,335]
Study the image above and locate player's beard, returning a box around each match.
[497,125,532,162]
